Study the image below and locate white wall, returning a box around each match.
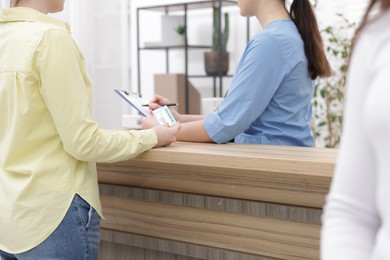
[315,0,370,25]
[0,0,9,8]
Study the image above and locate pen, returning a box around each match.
[142,103,177,107]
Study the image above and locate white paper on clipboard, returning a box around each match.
[114,89,149,117]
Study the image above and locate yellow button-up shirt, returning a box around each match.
[0,7,157,253]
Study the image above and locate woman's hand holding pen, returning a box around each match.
[140,95,181,129]
[148,95,182,122]
[139,95,181,147]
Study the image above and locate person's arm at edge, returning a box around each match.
[320,34,381,259]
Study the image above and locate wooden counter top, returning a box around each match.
[98,142,337,208]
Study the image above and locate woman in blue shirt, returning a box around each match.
[143,0,331,146]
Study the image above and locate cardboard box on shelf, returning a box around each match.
[154,74,201,115]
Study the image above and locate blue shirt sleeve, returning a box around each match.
[204,32,288,143]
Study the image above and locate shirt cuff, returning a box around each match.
[203,112,231,144]
[129,129,158,148]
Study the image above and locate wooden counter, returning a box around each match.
[97,142,337,260]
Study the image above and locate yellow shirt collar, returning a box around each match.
[0,7,71,33]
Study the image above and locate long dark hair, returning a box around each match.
[288,0,331,80]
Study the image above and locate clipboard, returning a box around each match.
[114,89,149,117]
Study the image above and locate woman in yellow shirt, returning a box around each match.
[0,0,180,259]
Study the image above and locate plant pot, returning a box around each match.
[176,35,185,46]
[204,51,229,76]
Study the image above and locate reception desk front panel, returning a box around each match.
[97,142,337,260]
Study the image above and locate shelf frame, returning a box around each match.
[136,0,249,113]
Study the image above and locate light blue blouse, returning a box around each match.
[203,20,314,146]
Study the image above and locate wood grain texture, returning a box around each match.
[100,229,279,260]
[98,142,337,208]
[97,142,337,259]
[101,196,320,260]
[99,184,323,225]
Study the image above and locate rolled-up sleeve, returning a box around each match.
[204,33,286,144]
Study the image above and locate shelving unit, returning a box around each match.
[136,0,249,113]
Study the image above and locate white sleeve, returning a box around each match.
[320,39,381,259]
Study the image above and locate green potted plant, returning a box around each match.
[204,6,229,76]
[174,24,186,45]
[312,13,356,148]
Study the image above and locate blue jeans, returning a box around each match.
[0,194,100,260]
